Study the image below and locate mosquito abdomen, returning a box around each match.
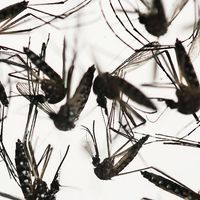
[116,77,156,110]
[138,0,167,37]
[113,135,149,175]
[15,139,34,200]
[141,171,200,200]
[0,1,28,23]
[33,178,52,200]
[175,39,199,88]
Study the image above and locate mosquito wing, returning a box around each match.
[111,42,160,75]
[16,82,56,115]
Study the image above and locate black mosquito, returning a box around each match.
[153,39,200,119]
[83,122,149,180]
[93,58,157,127]
[132,0,189,37]
[49,64,95,131]
[16,38,96,131]
[0,0,92,34]
[140,166,200,200]
[103,0,186,47]
[101,0,178,80]
[14,139,70,200]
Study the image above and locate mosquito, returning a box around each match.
[0,0,92,34]
[134,0,189,37]
[140,166,200,200]
[93,59,157,127]
[83,122,149,180]
[154,39,200,119]
[101,0,181,82]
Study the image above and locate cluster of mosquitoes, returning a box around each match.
[0,0,200,199]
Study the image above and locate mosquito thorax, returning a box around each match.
[93,73,109,96]
[94,158,114,180]
[93,73,120,99]
[41,79,66,104]
[49,105,75,131]
[138,14,167,37]
[176,87,200,114]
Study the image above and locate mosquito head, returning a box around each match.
[92,155,100,167]
[138,14,168,37]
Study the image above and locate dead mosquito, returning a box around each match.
[83,121,149,180]
[134,0,189,37]
[4,101,71,200]
[93,58,157,127]
[102,0,182,84]
[152,39,200,120]
[14,37,96,131]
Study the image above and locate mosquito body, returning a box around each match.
[94,135,149,180]
[94,72,156,111]
[141,167,200,200]
[136,0,189,37]
[12,102,70,199]
[14,37,96,131]
[115,0,189,37]
[93,70,156,126]
[15,139,34,200]
[15,140,70,200]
